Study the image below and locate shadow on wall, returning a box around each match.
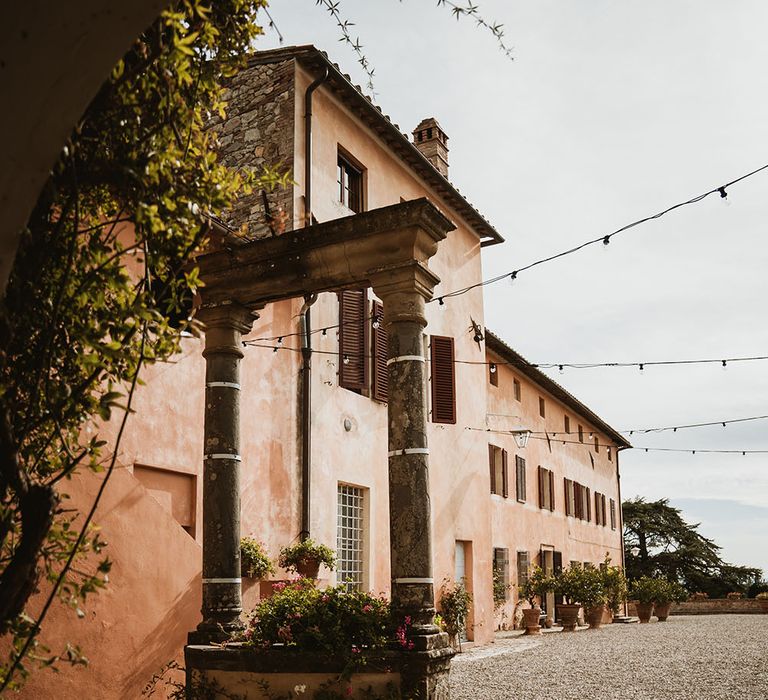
[122,573,202,696]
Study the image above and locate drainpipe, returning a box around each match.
[299,293,317,541]
[616,448,627,615]
[298,68,328,542]
[304,67,329,227]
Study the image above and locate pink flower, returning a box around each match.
[345,687,353,697]
[273,582,287,592]
[322,594,330,603]
[404,616,412,625]
[277,625,293,642]
[351,645,360,654]
[362,604,373,613]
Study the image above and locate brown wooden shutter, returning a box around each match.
[553,551,563,574]
[489,444,496,494]
[548,470,555,511]
[537,466,545,509]
[594,491,600,524]
[602,494,607,527]
[502,449,509,498]
[430,335,456,424]
[338,289,368,391]
[586,487,591,522]
[370,299,388,402]
[574,483,583,519]
[564,478,571,516]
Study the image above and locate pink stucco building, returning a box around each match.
[19,46,629,699]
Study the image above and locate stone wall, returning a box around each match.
[627,599,768,616]
[215,59,295,239]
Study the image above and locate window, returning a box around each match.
[601,493,607,527]
[515,455,526,503]
[489,361,498,387]
[539,397,546,418]
[570,481,591,521]
[513,378,521,401]
[610,499,617,530]
[564,478,575,517]
[578,424,584,443]
[594,436,599,453]
[537,466,555,511]
[338,289,369,393]
[337,153,363,212]
[564,415,570,434]
[370,300,388,402]
[430,335,456,424]
[607,446,612,462]
[337,484,365,591]
[489,445,508,497]
[516,551,530,587]
[595,491,606,526]
[493,548,510,603]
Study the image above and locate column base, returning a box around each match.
[188,617,245,645]
[399,632,455,700]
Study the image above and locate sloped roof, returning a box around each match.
[485,330,631,449]
[247,45,504,247]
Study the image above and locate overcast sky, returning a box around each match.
[259,1,768,575]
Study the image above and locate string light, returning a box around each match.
[342,354,350,365]
[428,162,768,304]
[372,314,381,330]
[489,363,497,374]
[467,428,768,454]
[244,341,768,372]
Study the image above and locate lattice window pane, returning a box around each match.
[337,484,365,592]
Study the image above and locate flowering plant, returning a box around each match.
[240,537,275,579]
[247,579,390,664]
[278,538,336,573]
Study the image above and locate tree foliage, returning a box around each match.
[622,498,762,598]
[0,1,285,691]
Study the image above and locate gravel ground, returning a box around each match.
[450,615,768,700]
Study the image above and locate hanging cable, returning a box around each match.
[430,161,768,305]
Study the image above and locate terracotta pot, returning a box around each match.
[295,558,321,579]
[585,605,605,630]
[522,607,541,635]
[557,603,581,632]
[636,602,654,623]
[655,602,671,621]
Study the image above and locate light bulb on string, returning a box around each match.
[602,235,610,251]
[489,363,497,375]
[558,364,564,375]
[277,337,283,346]
[718,186,731,207]
[509,271,517,286]
[639,363,644,373]
[438,297,445,306]
[721,360,727,371]
[342,354,350,365]
[322,328,327,336]
[372,315,381,330]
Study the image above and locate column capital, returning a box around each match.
[369,261,441,327]
[196,300,260,334]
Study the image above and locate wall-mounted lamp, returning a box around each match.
[511,429,532,449]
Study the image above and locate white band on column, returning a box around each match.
[388,448,430,457]
[205,453,242,461]
[386,355,425,366]
[206,381,241,390]
[394,577,434,584]
[202,577,242,584]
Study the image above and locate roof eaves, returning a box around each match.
[485,330,631,449]
[246,46,505,247]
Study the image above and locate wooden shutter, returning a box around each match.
[610,499,617,530]
[594,491,601,524]
[564,478,572,516]
[548,470,555,511]
[370,300,388,402]
[502,449,509,498]
[602,495,607,527]
[586,487,591,522]
[430,335,456,424]
[574,483,583,519]
[516,456,526,502]
[553,551,563,574]
[537,466,545,509]
[488,444,496,494]
[338,289,368,391]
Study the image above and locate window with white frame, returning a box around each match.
[337,484,365,591]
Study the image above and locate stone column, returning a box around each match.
[371,261,453,699]
[193,301,255,643]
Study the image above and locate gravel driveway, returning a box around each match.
[450,615,768,699]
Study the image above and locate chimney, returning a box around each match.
[412,117,449,178]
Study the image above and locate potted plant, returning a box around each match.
[630,576,657,623]
[240,537,275,580]
[600,557,628,621]
[654,579,687,622]
[578,566,609,630]
[439,579,471,650]
[518,566,554,635]
[553,566,583,632]
[278,538,336,579]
